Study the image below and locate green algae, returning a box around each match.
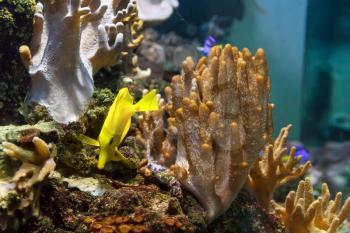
[208,189,285,233]
[0,0,35,124]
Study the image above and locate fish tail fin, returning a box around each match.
[97,149,109,170]
[133,90,159,112]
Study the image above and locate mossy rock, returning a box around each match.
[21,176,206,232]
[0,0,35,125]
[208,189,286,233]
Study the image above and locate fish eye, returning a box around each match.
[109,138,114,145]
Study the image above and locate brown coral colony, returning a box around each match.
[141,44,274,222]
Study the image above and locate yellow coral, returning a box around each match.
[2,136,50,164]
[247,124,312,210]
[272,178,350,233]
[0,136,55,230]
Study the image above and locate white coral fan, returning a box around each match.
[136,0,178,24]
[20,0,139,124]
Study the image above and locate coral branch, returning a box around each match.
[0,137,56,231]
[272,178,350,233]
[247,124,312,210]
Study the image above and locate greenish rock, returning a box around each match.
[23,105,54,125]
[208,189,286,233]
[23,216,58,233]
[0,121,62,144]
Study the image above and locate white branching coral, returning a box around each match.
[20,0,143,124]
[141,45,273,222]
[136,0,179,24]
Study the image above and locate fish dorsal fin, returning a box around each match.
[102,88,133,134]
[133,90,159,112]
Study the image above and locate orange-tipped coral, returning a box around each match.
[141,44,273,222]
[247,124,312,210]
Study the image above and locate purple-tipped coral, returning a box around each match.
[20,0,143,124]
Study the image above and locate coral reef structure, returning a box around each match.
[142,44,273,223]
[272,178,350,233]
[20,0,143,124]
[247,124,312,210]
[136,0,179,24]
[1,4,349,228]
[0,137,56,231]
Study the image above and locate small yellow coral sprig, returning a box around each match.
[247,124,312,210]
[272,178,350,233]
[2,136,51,164]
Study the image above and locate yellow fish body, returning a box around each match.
[77,88,158,169]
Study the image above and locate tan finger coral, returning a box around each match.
[0,137,56,230]
[272,178,350,233]
[20,0,142,124]
[247,124,312,210]
[141,44,273,222]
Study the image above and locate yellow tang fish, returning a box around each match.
[77,88,159,169]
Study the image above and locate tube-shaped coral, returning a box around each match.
[247,124,312,210]
[20,0,143,124]
[143,45,273,222]
[272,178,350,233]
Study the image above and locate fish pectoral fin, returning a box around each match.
[118,118,131,145]
[112,149,136,169]
[133,89,159,112]
[76,134,100,147]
